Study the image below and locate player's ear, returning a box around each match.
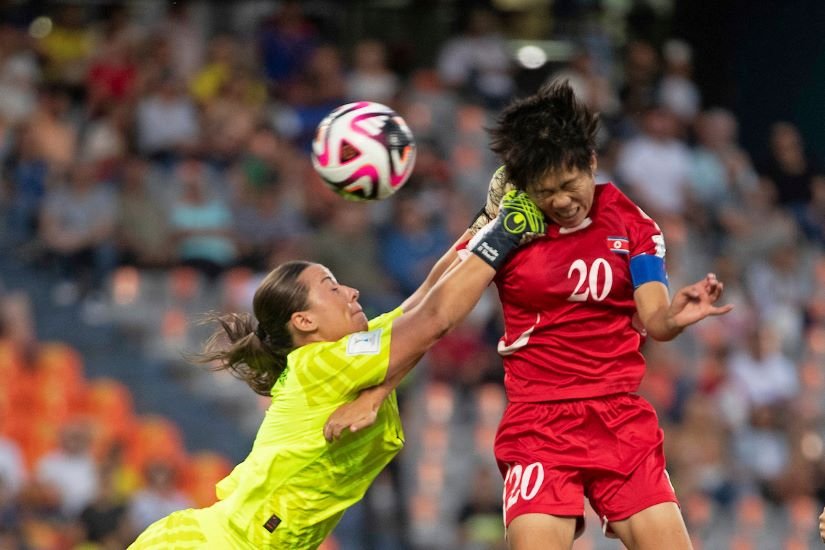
[589,152,598,175]
[290,311,317,334]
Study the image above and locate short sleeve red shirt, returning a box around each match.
[494,182,666,402]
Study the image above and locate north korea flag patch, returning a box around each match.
[607,236,629,254]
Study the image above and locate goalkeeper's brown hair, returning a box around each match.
[488,80,599,191]
[189,261,312,396]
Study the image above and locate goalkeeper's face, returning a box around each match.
[526,157,596,229]
[296,264,369,342]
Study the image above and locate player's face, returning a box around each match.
[526,157,597,229]
[299,264,369,341]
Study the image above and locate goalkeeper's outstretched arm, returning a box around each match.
[324,191,545,441]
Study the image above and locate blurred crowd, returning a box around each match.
[0,1,824,549]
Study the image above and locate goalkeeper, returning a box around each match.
[127,191,545,549]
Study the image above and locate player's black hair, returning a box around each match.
[191,261,312,396]
[488,80,599,191]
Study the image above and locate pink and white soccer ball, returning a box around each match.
[311,101,416,201]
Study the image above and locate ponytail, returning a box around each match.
[190,261,312,396]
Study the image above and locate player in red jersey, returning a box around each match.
[465,81,732,550]
[326,81,732,549]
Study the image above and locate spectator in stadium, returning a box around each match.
[757,121,825,230]
[134,73,200,164]
[344,39,400,104]
[167,156,237,281]
[126,460,191,535]
[616,102,692,220]
[9,84,76,244]
[656,39,701,125]
[35,421,99,518]
[128,191,545,548]
[436,7,515,110]
[378,192,451,296]
[115,157,174,268]
[452,81,731,549]
[39,160,118,304]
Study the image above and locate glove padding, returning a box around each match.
[468,166,515,235]
[468,190,546,270]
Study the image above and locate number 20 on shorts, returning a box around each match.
[503,462,545,514]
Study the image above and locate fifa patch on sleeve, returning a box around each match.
[630,254,668,289]
[346,329,382,356]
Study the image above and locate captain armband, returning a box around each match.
[630,254,668,289]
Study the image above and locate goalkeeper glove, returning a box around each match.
[468,190,546,270]
[468,166,515,235]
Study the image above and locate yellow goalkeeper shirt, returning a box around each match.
[211,307,405,549]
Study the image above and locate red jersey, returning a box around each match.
[494,182,666,402]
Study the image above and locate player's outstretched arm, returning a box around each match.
[325,192,545,441]
[634,272,734,341]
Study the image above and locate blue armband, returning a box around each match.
[630,254,668,289]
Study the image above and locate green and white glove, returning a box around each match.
[468,166,515,235]
[468,190,546,270]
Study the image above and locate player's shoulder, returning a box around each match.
[596,181,631,206]
[597,182,655,224]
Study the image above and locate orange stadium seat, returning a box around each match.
[76,379,137,460]
[17,417,63,470]
[81,378,136,436]
[181,451,233,508]
[0,339,26,380]
[32,342,85,389]
[125,415,187,473]
[30,379,87,424]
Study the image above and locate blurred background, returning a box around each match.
[0,0,824,548]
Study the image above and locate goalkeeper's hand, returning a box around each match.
[467,190,546,270]
[468,166,515,235]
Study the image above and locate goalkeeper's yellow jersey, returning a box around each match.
[128,307,405,550]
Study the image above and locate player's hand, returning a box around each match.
[323,386,388,442]
[467,189,546,270]
[667,273,733,330]
[468,166,515,235]
[819,505,825,542]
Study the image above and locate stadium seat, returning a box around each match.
[125,415,187,473]
[32,342,85,388]
[111,265,142,306]
[80,378,138,458]
[422,381,455,424]
[167,266,204,303]
[0,339,25,380]
[419,424,449,459]
[81,377,136,429]
[17,417,63,470]
[219,266,255,312]
[181,451,233,508]
[473,382,506,426]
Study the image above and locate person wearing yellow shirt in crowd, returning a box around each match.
[127,191,545,549]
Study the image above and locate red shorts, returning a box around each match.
[494,393,678,532]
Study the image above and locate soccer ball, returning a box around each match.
[311,101,416,201]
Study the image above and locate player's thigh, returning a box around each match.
[507,513,577,550]
[608,501,692,550]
